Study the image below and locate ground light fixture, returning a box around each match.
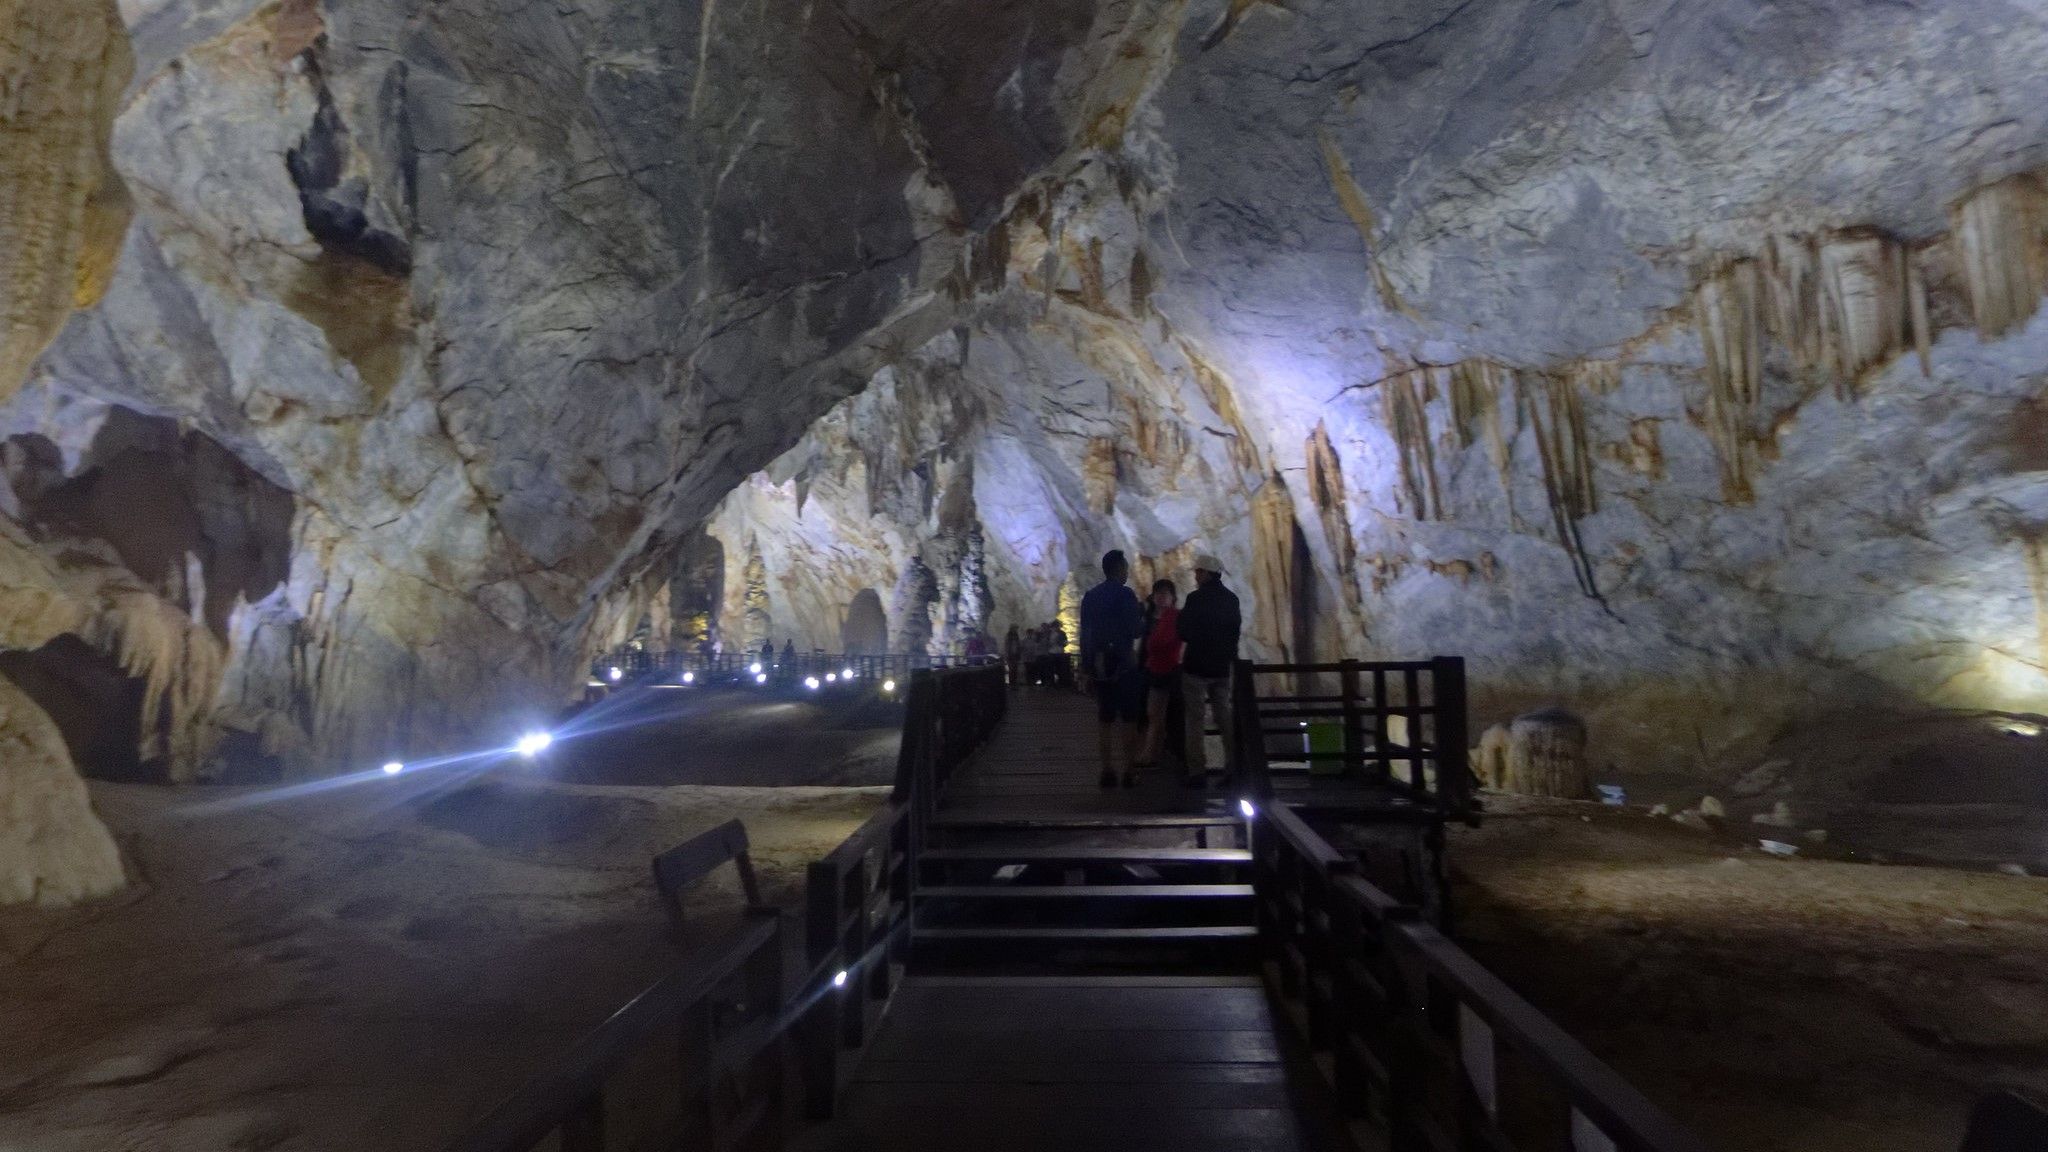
[608,666,622,682]
[843,667,855,679]
[1239,797,1257,819]
[382,761,404,776]
[805,676,821,690]
[882,679,896,693]
[832,969,849,988]
[750,662,763,675]
[680,671,694,684]
[514,731,553,757]
[755,672,768,684]
[826,672,837,683]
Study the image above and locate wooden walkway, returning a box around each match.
[810,976,1351,1152]
[933,686,1230,816]
[806,686,1355,1152]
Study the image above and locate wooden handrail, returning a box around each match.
[448,912,781,1152]
[453,663,1012,1150]
[1253,802,1706,1152]
[1391,920,1711,1152]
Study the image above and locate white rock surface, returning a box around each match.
[0,670,124,905]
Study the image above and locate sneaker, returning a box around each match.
[1099,769,1118,789]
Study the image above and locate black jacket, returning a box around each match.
[1177,580,1241,677]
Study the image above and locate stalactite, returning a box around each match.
[1128,248,1152,316]
[79,586,225,780]
[1447,360,1518,517]
[0,0,131,397]
[1954,174,2046,338]
[1249,474,1301,660]
[1382,368,1441,520]
[1056,574,1082,654]
[1304,422,1362,620]
[1694,260,1765,503]
[1521,374,1605,606]
[1816,230,1911,396]
[2025,536,2048,673]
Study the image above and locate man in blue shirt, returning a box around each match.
[1079,549,1146,788]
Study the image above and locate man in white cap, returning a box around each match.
[1176,552,1241,787]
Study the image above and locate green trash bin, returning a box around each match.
[1307,720,1346,775]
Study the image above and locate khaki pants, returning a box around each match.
[1181,670,1233,776]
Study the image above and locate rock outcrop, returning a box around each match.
[0,668,124,906]
[2,0,2047,827]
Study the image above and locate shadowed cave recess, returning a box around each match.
[4,0,2048,895]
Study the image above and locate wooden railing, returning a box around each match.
[591,647,1000,685]
[1232,656,1473,819]
[1252,801,1708,1152]
[448,663,1008,1151]
[448,824,786,1152]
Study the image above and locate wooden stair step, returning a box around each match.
[928,813,1241,831]
[915,884,1254,900]
[913,926,1258,942]
[919,847,1251,866]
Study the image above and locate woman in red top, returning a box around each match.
[1136,579,1183,768]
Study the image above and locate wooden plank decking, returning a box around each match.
[934,686,1231,816]
[804,686,1356,1152]
[811,975,1353,1152]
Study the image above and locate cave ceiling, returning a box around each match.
[2,0,2047,790]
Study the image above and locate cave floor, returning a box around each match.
[0,744,884,1150]
[1453,797,2048,1152]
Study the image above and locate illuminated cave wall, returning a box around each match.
[2,0,2047,834]
[710,0,2048,773]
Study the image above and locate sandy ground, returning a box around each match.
[0,685,888,1152]
[1453,796,2048,1152]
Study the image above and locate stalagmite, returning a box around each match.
[741,542,772,648]
[890,558,937,656]
[1485,708,1590,799]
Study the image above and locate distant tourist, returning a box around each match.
[1136,578,1183,769]
[1079,550,1145,788]
[1003,625,1022,687]
[760,638,774,667]
[1177,553,1241,788]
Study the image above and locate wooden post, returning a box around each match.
[839,859,868,1049]
[801,861,840,1120]
[1339,659,1363,778]
[745,916,785,1152]
[1401,666,1422,789]
[1432,656,1471,816]
[1371,667,1392,781]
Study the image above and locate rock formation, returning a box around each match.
[0,669,124,906]
[4,0,2048,902]
[1475,710,1591,800]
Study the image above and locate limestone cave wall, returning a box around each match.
[1,0,2046,885]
